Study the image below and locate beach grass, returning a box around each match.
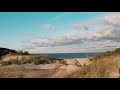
[0,56,62,66]
[66,55,120,78]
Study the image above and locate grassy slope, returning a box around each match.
[66,55,120,78]
[89,48,120,61]
[66,48,120,78]
[0,55,63,66]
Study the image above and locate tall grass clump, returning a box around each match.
[66,55,120,78]
[90,48,120,61]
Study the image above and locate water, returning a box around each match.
[32,52,102,59]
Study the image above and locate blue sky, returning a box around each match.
[0,12,120,53]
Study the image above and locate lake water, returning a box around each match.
[32,52,102,59]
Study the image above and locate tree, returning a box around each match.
[18,50,23,54]
[24,51,29,55]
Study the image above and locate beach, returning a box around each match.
[50,58,93,78]
[64,58,93,66]
[0,57,93,78]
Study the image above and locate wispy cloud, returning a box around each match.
[40,12,73,30]
[71,24,88,30]
[40,24,55,30]
[40,24,64,30]
[47,12,73,23]
[21,40,31,43]
[26,32,53,40]
[22,45,36,50]
[86,40,120,50]
[24,13,120,52]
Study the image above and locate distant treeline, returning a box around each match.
[17,50,30,55]
[0,47,30,58]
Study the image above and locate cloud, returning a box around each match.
[31,33,84,47]
[22,44,36,50]
[23,13,120,52]
[26,32,53,41]
[91,14,120,42]
[40,24,56,30]
[39,12,72,30]
[71,24,88,30]
[101,13,120,27]
[48,12,73,23]
[39,13,120,47]
[40,24,64,30]
[86,40,120,51]
[24,32,94,49]
[21,40,31,44]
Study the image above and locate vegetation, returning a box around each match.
[66,55,120,78]
[17,50,30,55]
[0,47,30,60]
[66,48,120,78]
[0,56,63,66]
[0,48,17,59]
[89,48,120,61]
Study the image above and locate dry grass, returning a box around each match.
[0,56,62,66]
[66,55,120,78]
[0,68,56,78]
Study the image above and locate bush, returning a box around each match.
[0,61,12,66]
[23,51,29,55]
[34,60,49,65]
[0,56,61,66]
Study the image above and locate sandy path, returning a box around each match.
[64,58,93,66]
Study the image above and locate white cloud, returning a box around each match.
[23,13,120,52]
[101,13,120,27]
[29,33,90,48]
[86,40,120,52]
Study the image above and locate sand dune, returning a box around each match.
[0,58,92,78]
[64,58,93,66]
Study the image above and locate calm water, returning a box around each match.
[32,52,102,59]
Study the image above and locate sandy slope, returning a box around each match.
[64,58,93,66]
[0,58,92,78]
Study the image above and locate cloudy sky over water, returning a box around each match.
[0,12,120,53]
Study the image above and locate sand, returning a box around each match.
[64,58,93,66]
[0,58,93,78]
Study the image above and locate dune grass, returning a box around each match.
[89,48,120,61]
[0,56,63,66]
[66,55,120,78]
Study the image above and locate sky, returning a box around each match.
[0,12,120,53]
